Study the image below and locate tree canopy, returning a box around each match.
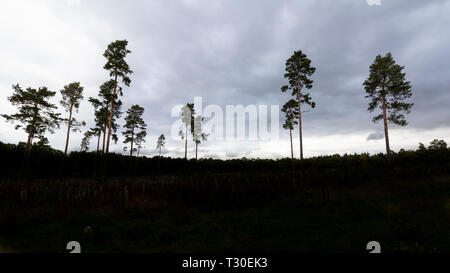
[281,99,299,131]
[2,84,61,145]
[123,105,147,158]
[364,52,413,127]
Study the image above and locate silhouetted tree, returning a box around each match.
[89,80,123,155]
[135,131,147,157]
[1,84,61,174]
[103,40,133,155]
[36,137,51,149]
[193,116,208,160]
[364,52,413,156]
[282,50,316,160]
[122,105,147,159]
[428,139,447,150]
[282,99,299,170]
[156,134,166,174]
[80,131,93,152]
[180,103,195,160]
[157,134,166,158]
[60,82,85,157]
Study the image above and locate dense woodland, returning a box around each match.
[0,138,448,179]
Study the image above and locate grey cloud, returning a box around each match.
[1,0,449,158]
[367,132,385,141]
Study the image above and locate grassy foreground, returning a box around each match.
[1,174,449,253]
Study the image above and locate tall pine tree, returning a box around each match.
[282,99,299,170]
[180,103,195,160]
[122,105,147,159]
[281,50,316,160]
[193,115,208,160]
[103,40,133,154]
[60,82,85,157]
[2,84,61,174]
[89,80,123,155]
[364,53,413,155]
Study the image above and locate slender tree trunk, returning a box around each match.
[21,133,33,177]
[297,82,304,160]
[96,131,101,154]
[102,125,106,155]
[289,128,295,172]
[22,104,38,177]
[382,94,391,156]
[158,146,162,175]
[185,124,188,160]
[100,124,107,177]
[94,130,101,178]
[135,147,140,176]
[106,74,118,154]
[24,133,34,177]
[130,128,135,159]
[64,105,73,157]
[129,130,134,174]
[196,142,198,160]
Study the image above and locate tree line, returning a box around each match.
[281,50,413,170]
[1,39,418,177]
[0,138,447,179]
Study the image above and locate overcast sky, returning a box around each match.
[1,0,449,159]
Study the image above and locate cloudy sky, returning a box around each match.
[0,0,449,159]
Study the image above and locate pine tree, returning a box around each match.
[135,131,147,157]
[103,40,133,155]
[156,134,166,158]
[180,103,195,160]
[60,82,85,157]
[156,134,166,174]
[364,52,413,155]
[122,105,147,159]
[2,84,61,174]
[282,99,299,170]
[89,80,123,155]
[80,131,93,152]
[281,50,316,160]
[193,116,208,160]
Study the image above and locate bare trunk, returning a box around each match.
[196,142,198,160]
[24,136,33,176]
[130,127,135,159]
[96,131,101,154]
[106,74,118,154]
[64,105,73,157]
[158,146,162,174]
[185,124,188,160]
[289,128,294,160]
[21,133,33,176]
[382,94,391,156]
[102,125,106,155]
[297,82,304,160]
[135,147,140,176]
[289,128,295,172]
[22,104,38,177]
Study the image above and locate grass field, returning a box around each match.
[1,174,449,253]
